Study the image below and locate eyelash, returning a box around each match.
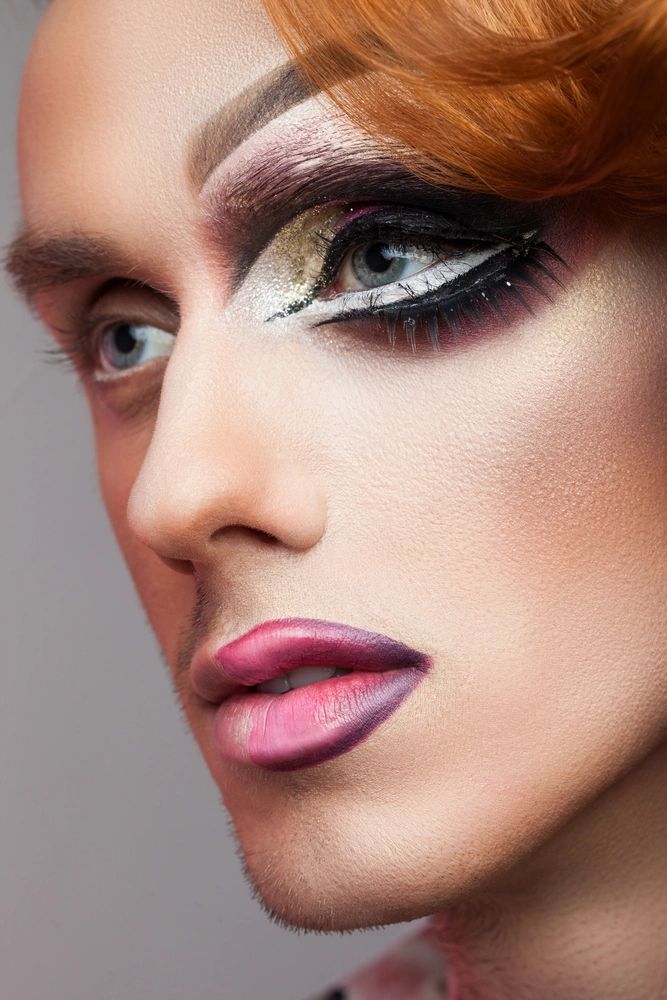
[270,207,569,349]
[43,303,162,380]
[334,237,567,350]
[44,206,568,376]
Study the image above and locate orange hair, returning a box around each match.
[262,0,667,216]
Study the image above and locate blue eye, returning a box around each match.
[99,322,175,373]
[341,243,439,290]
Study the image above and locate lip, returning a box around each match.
[191,618,432,771]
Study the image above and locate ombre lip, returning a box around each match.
[190,618,432,772]
[190,617,431,702]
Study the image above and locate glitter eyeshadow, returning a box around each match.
[254,204,343,317]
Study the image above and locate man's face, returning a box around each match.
[16,0,667,932]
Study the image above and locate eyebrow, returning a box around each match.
[3,230,136,311]
[188,59,321,191]
[2,57,329,309]
[188,43,368,191]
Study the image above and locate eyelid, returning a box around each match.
[49,294,179,381]
[320,208,535,284]
[202,135,553,291]
[266,203,540,322]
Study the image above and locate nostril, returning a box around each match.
[255,529,280,545]
[209,525,279,546]
[161,556,194,575]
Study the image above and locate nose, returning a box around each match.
[126,318,327,566]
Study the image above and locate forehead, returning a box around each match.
[18,0,287,240]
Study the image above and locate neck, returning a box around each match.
[433,737,667,1000]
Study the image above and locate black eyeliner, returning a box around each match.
[312,239,570,352]
[204,141,558,288]
[264,205,546,322]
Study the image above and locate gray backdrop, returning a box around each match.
[0,3,420,997]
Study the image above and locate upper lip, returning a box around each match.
[190,617,431,705]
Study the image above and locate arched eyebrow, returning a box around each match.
[187,59,319,191]
[187,44,366,190]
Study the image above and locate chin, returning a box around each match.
[222,790,480,934]
[193,716,574,934]
[236,843,435,934]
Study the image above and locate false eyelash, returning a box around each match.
[312,211,533,275]
[313,239,570,351]
[266,204,541,323]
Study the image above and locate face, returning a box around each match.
[16,0,667,933]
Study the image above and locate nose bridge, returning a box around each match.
[126,316,326,562]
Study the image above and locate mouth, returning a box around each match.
[190,618,432,771]
[250,665,353,694]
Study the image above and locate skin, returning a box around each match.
[13,1,667,996]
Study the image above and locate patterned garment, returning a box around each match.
[307,922,453,1000]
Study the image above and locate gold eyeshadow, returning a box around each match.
[253,204,344,318]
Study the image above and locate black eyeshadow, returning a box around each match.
[202,139,557,290]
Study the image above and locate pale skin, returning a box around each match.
[11,1,667,997]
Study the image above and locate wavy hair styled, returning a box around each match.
[262,0,667,217]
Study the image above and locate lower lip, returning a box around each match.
[210,667,426,771]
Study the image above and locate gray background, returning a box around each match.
[0,3,420,997]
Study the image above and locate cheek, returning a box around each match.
[326,236,667,810]
[348,230,667,643]
[486,249,667,657]
[89,403,194,666]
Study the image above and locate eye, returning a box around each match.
[336,242,440,292]
[260,200,568,349]
[98,321,175,374]
[265,203,560,333]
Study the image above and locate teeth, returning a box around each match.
[256,675,291,695]
[256,666,352,694]
[287,665,337,689]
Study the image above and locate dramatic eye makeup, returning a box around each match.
[256,200,566,350]
[211,146,570,352]
[47,148,570,380]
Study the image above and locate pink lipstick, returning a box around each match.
[191,618,431,771]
